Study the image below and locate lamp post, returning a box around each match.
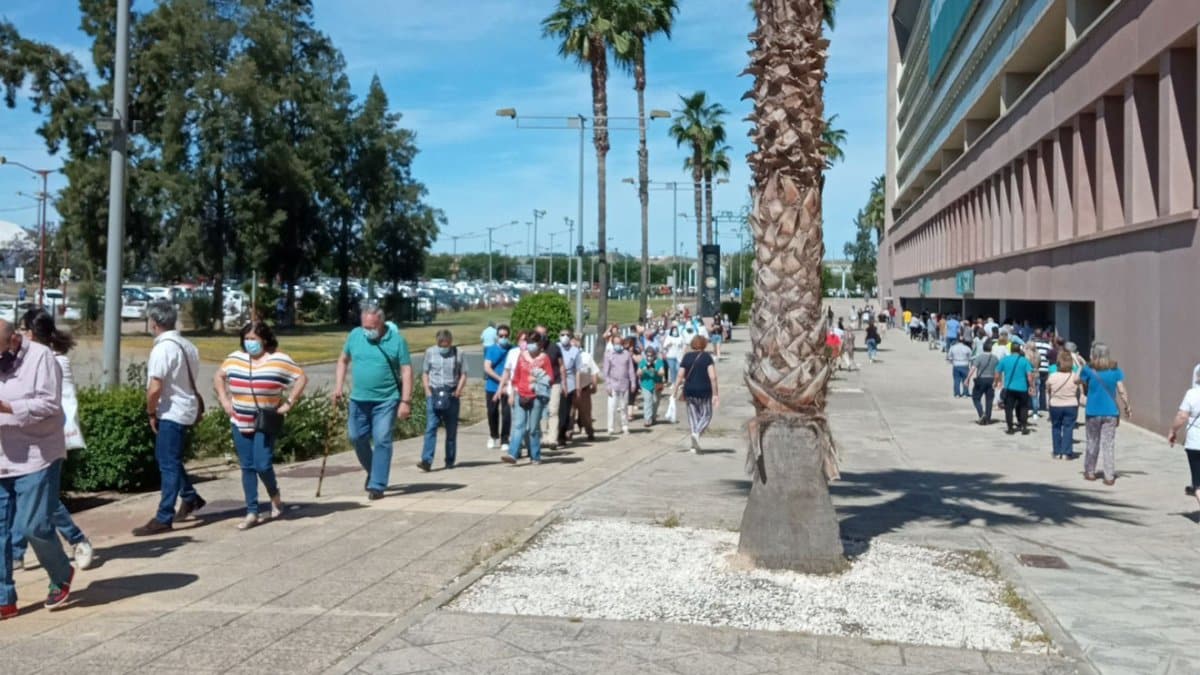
[530,209,545,285]
[486,220,518,285]
[0,157,53,304]
[546,229,570,285]
[563,216,574,290]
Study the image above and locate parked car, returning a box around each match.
[145,286,173,302]
[121,286,151,319]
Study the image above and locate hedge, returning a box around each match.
[510,292,573,335]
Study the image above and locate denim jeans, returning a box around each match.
[866,338,877,360]
[156,419,200,524]
[952,365,969,397]
[422,396,460,467]
[1049,406,1078,457]
[971,378,994,421]
[11,459,85,561]
[665,358,679,388]
[349,399,398,492]
[509,396,546,462]
[642,387,659,423]
[1,464,74,605]
[232,427,280,515]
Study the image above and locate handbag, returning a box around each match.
[429,347,462,414]
[249,357,286,436]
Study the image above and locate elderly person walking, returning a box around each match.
[1045,350,1080,460]
[602,333,636,436]
[1167,363,1200,509]
[334,303,413,500]
[134,301,206,535]
[0,318,76,617]
[571,335,597,441]
[501,333,552,465]
[1076,343,1131,485]
[676,335,718,452]
[10,309,94,570]
[638,346,666,426]
[419,330,467,472]
[214,321,307,529]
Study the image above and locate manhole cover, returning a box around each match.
[1017,554,1070,569]
[277,465,359,478]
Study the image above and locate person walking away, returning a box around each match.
[214,321,307,529]
[864,322,881,363]
[937,315,949,351]
[419,330,466,471]
[926,314,939,350]
[1032,329,1053,417]
[571,335,597,440]
[968,339,999,424]
[501,334,552,465]
[945,314,961,350]
[533,325,563,447]
[602,335,636,436]
[662,325,684,387]
[1076,343,1131,485]
[1166,363,1200,510]
[676,336,718,452]
[947,338,973,398]
[480,321,497,349]
[134,301,206,535]
[840,325,858,371]
[556,330,582,447]
[483,325,512,451]
[995,342,1035,435]
[709,315,724,359]
[10,310,93,570]
[0,318,75,617]
[908,314,922,341]
[638,347,666,426]
[1046,351,1080,460]
[333,303,413,500]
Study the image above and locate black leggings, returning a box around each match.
[557,390,577,443]
[1188,449,1200,488]
[486,393,511,442]
[971,378,994,421]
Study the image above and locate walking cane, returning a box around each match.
[314,404,341,498]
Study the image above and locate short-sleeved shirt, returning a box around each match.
[947,342,972,367]
[1080,367,1124,417]
[484,344,511,394]
[1179,388,1200,450]
[971,351,999,380]
[424,346,464,390]
[343,323,411,402]
[481,326,497,348]
[544,341,563,383]
[219,351,303,433]
[1033,340,1052,373]
[946,319,960,340]
[639,358,665,391]
[148,331,202,425]
[560,344,582,392]
[998,354,1033,392]
[679,351,715,399]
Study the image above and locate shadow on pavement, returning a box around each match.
[541,456,583,465]
[93,535,196,567]
[446,460,502,469]
[75,573,199,608]
[386,483,465,495]
[831,470,1144,541]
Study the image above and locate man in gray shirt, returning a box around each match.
[556,330,582,446]
[967,340,1000,425]
[418,330,466,471]
[947,338,973,398]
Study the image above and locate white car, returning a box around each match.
[121,286,151,320]
[145,286,173,302]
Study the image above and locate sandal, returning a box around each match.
[1083,473,1097,481]
[237,514,258,530]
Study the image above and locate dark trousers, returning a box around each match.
[1187,449,1200,489]
[557,390,577,444]
[1049,406,1078,457]
[1003,389,1030,431]
[971,378,994,421]
[486,392,511,442]
[1037,371,1050,411]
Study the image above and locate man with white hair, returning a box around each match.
[0,318,75,616]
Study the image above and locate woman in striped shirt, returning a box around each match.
[214,321,308,529]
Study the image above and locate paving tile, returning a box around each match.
[901,645,990,671]
[227,646,343,674]
[355,645,454,674]
[423,636,529,665]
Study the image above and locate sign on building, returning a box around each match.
[955,269,975,296]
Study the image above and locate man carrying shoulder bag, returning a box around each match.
[418,330,467,471]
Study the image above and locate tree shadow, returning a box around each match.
[74,573,199,608]
[385,483,465,495]
[831,469,1144,542]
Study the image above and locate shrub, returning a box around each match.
[189,293,214,330]
[720,301,743,324]
[277,389,348,463]
[191,407,236,460]
[75,281,101,332]
[510,292,573,335]
[394,386,428,439]
[298,291,332,324]
[741,287,755,319]
[67,386,158,492]
[243,282,282,322]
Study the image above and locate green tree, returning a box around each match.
[819,113,847,195]
[702,138,731,249]
[543,0,627,357]
[843,211,877,292]
[670,91,727,262]
[864,174,885,242]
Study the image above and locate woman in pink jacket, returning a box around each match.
[602,334,636,436]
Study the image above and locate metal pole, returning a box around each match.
[487,228,493,284]
[576,114,585,335]
[548,234,554,285]
[37,172,47,304]
[532,209,542,286]
[671,184,677,309]
[101,0,131,389]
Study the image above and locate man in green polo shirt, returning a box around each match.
[333,304,413,500]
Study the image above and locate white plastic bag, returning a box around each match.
[665,395,678,424]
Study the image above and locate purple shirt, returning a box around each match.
[0,340,65,478]
[603,350,636,394]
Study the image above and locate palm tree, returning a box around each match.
[671,91,727,275]
[613,0,678,320]
[821,113,847,170]
[543,0,626,357]
[702,138,732,247]
[864,174,885,242]
[738,0,845,573]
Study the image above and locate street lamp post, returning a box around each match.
[546,229,570,285]
[531,209,545,285]
[0,158,53,303]
[486,220,518,285]
[563,217,574,289]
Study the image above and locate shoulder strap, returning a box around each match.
[163,338,205,416]
[374,342,402,392]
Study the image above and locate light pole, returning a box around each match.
[500,242,519,282]
[486,220,518,285]
[563,216,574,290]
[530,209,545,285]
[0,158,53,303]
[546,229,570,285]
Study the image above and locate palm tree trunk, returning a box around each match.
[692,154,703,304]
[635,55,650,321]
[591,37,611,362]
[738,0,844,574]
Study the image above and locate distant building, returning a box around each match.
[880,0,1199,431]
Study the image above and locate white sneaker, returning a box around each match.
[500,443,509,452]
[690,433,701,453]
[73,540,95,570]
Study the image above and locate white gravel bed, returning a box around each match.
[450,519,1048,653]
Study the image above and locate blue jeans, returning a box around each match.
[1049,406,1078,457]
[866,338,877,360]
[349,399,398,492]
[232,427,280,515]
[421,395,460,467]
[665,358,679,388]
[1,464,74,604]
[11,459,85,561]
[156,419,200,524]
[952,365,969,397]
[1037,372,1049,411]
[509,396,546,462]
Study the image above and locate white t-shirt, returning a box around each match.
[503,347,521,399]
[662,333,684,361]
[147,331,202,425]
[1180,388,1200,450]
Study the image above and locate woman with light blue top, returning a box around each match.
[1075,342,1131,485]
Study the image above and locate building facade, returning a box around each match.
[880,0,1199,432]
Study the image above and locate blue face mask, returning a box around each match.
[244,339,264,357]
[439,346,452,357]
[613,344,624,353]
[498,337,510,347]
[527,343,540,354]
[363,328,381,342]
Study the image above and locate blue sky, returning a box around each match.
[0,0,886,263]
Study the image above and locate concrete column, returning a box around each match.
[1023,150,1038,248]
[1054,127,1075,242]
[1073,112,1098,237]
[998,173,1011,255]
[1001,73,1037,114]
[1066,0,1108,45]
[1123,74,1159,224]
[1158,48,1197,216]
[998,300,1009,323]
[1054,301,1071,338]
[1096,95,1125,230]
[1009,160,1024,252]
[964,119,991,151]
[1037,140,1055,246]
[986,177,999,258]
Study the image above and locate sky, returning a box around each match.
[0,0,887,264]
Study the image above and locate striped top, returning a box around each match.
[219,351,303,433]
[1033,339,1052,373]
